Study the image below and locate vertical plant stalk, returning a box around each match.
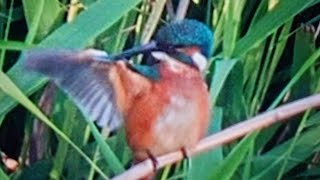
[268,0,279,10]
[310,152,320,168]
[67,0,83,22]
[49,99,77,179]
[276,110,311,180]
[314,22,320,40]
[23,0,50,164]
[140,0,166,44]
[29,83,56,163]
[259,21,293,110]
[165,0,175,20]
[0,0,14,69]
[174,0,190,21]
[23,0,44,44]
[250,33,278,113]
[87,147,100,180]
[205,0,212,25]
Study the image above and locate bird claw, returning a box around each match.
[181,147,192,171]
[180,147,189,159]
[145,148,190,173]
[147,150,158,172]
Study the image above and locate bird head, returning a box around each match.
[109,19,214,72]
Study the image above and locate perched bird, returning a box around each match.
[25,19,213,176]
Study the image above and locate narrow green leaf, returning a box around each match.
[0,0,14,69]
[102,11,137,53]
[209,133,258,180]
[290,30,317,99]
[0,40,33,51]
[22,0,45,44]
[297,167,320,178]
[23,0,64,42]
[10,6,24,22]
[42,0,142,49]
[50,99,77,179]
[216,60,247,123]
[276,111,311,180]
[247,0,268,28]
[260,21,293,106]
[88,147,101,180]
[305,112,320,128]
[222,0,246,57]
[209,59,238,105]
[269,48,320,109]
[188,107,223,180]
[242,137,255,180]
[87,120,125,174]
[0,115,4,126]
[17,159,52,180]
[243,44,265,111]
[0,167,9,180]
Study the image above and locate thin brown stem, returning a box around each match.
[29,83,56,163]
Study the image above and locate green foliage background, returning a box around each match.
[0,0,319,179]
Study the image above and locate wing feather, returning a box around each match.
[24,49,123,131]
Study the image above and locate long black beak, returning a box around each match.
[107,41,161,60]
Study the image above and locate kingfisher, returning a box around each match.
[25,19,213,176]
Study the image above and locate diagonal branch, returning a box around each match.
[112,93,320,180]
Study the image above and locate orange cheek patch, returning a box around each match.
[178,46,201,56]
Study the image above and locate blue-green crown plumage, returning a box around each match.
[155,19,214,58]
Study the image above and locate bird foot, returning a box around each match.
[180,147,189,159]
[147,150,158,172]
[181,147,192,170]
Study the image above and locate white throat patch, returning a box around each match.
[151,51,207,72]
[191,52,207,72]
[151,51,184,72]
[151,51,176,62]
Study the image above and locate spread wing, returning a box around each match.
[24,49,123,131]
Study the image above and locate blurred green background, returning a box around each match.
[0,0,319,179]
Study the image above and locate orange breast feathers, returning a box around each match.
[109,61,210,162]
